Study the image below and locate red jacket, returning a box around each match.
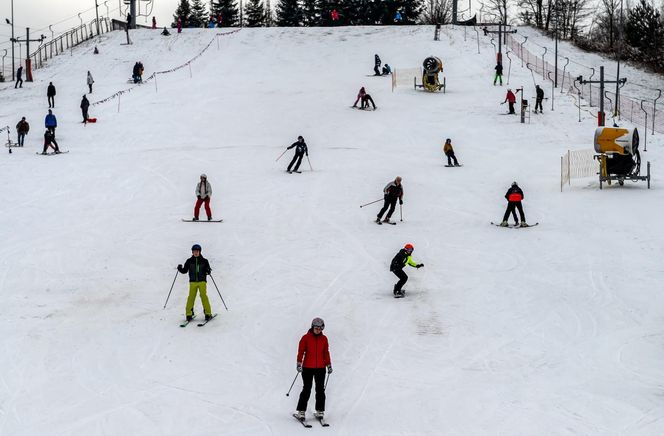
[297,330,331,368]
[505,91,516,103]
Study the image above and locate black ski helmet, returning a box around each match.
[311,317,325,330]
[191,244,202,251]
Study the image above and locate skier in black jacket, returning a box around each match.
[376,176,403,224]
[177,244,214,321]
[390,243,423,297]
[80,95,90,123]
[47,82,56,108]
[374,54,382,76]
[286,136,308,173]
[500,182,528,227]
[534,85,544,113]
[494,62,503,86]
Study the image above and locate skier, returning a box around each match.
[390,243,423,297]
[443,138,460,166]
[15,66,23,88]
[375,176,403,224]
[152,16,157,29]
[286,136,308,174]
[294,317,332,422]
[177,244,213,322]
[352,87,366,108]
[93,46,99,54]
[394,10,403,22]
[161,27,171,36]
[42,129,61,154]
[494,62,503,86]
[44,109,57,137]
[126,12,132,31]
[374,54,382,76]
[331,9,339,22]
[80,95,90,123]
[382,64,392,75]
[16,117,29,147]
[502,89,516,114]
[193,174,213,221]
[534,85,544,113]
[500,182,528,227]
[87,71,94,93]
[47,82,56,108]
[132,62,141,83]
[361,91,376,110]
[177,17,182,33]
[138,61,144,81]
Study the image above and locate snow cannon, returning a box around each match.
[415,56,446,92]
[593,127,650,189]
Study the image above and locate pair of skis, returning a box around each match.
[491,222,539,228]
[293,414,329,428]
[180,314,217,327]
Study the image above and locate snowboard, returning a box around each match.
[37,151,69,156]
[491,222,539,228]
[182,219,223,223]
[444,164,463,167]
[350,106,377,111]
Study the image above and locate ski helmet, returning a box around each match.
[191,244,202,251]
[512,181,518,187]
[311,317,325,329]
[404,243,414,252]
[298,135,304,141]
[200,174,207,179]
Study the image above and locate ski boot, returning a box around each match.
[186,312,195,321]
[294,411,305,420]
[205,314,214,321]
[382,218,392,224]
[207,216,212,221]
[520,222,529,228]
[375,218,382,225]
[314,411,324,419]
[499,221,508,227]
[192,217,199,221]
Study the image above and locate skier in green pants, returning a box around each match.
[177,244,213,321]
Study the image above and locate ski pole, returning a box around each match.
[359,198,383,208]
[275,149,288,162]
[400,203,403,222]
[209,274,229,311]
[306,155,313,171]
[324,373,331,391]
[163,269,179,309]
[286,372,299,396]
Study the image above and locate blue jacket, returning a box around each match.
[45,114,57,128]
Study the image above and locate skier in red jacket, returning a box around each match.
[502,89,517,114]
[294,317,332,421]
[500,181,528,227]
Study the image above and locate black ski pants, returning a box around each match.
[377,195,397,220]
[503,201,525,223]
[374,65,381,76]
[508,102,515,114]
[287,152,304,172]
[15,78,23,88]
[535,98,543,112]
[392,268,408,294]
[445,151,459,166]
[362,95,376,109]
[48,96,55,108]
[82,107,89,122]
[296,367,326,412]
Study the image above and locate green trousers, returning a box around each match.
[494,73,503,85]
[186,281,212,316]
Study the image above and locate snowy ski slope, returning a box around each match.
[0,25,663,436]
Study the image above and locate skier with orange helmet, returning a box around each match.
[389,243,423,298]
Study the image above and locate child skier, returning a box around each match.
[361,92,376,110]
[42,129,60,154]
[286,136,308,173]
[443,138,460,166]
[193,174,213,221]
[500,182,528,227]
[502,89,516,114]
[374,54,382,76]
[294,317,332,423]
[352,87,366,108]
[390,243,423,297]
[376,176,403,224]
[494,62,503,86]
[177,244,213,321]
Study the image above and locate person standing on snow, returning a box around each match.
[494,62,503,86]
[193,174,213,221]
[534,85,544,113]
[375,176,403,224]
[45,109,57,137]
[502,88,516,114]
[47,82,56,108]
[390,243,423,297]
[177,17,182,33]
[42,129,61,154]
[16,117,29,147]
[80,95,90,123]
[177,244,213,322]
[152,16,157,29]
[286,136,308,174]
[374,54,382,76]
[500,182,528,227]
[443,138,460,166]
[87,71,94,93]
[15,66,23,88]
[294,317,332,422]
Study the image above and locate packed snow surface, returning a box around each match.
[0,26,663,436]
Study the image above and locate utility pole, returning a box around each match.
[10,0,15,81]
[95,0,101,36]
[615,0,624,117]
[554,1,559,87]
[578,66,626,127]
[12,28,46,82]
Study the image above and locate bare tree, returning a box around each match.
[420,0,453,23]
[482,0,509,24]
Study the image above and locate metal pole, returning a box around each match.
[599,66,604,126]
[95,0,101,37]
[541,47,547,80]
[615,0,623,117]
[10,0,15,81]
[653,89,661,135]
[554,0,558,87]
[520,36,527,68]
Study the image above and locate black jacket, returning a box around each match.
[288,140,308,155]
[178,255,211,282]
[375,55,381,67]
[504,185,524,201]
[383,181,403,200]
[44,130,57,145]
[47,84,56,97]
[536,87,544,99]
[495,64,503,75]
[80,97,90,110]
[390,249,416,271]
